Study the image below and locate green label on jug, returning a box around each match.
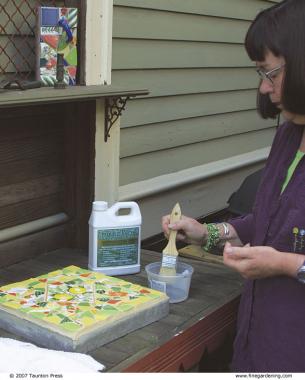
[97,227,139,267]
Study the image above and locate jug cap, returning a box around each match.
[92,201,108,211]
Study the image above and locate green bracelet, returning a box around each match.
[203,223,220,252]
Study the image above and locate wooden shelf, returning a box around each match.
[0,85,149,108]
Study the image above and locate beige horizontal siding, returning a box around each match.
[113,0,277,21]
[112,68,258,98]
[113,6,250,43]
[113,39,250,70]
[120,89,257,128]
[122,162,266,239]
[120,127,275,185]
[113,0,277,234]
[120,110,276,158]
[119,148,270,202]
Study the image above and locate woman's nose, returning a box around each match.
[259,79,273,94]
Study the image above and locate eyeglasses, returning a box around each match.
[256,63,285,84]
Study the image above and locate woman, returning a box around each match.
[162,0,305,372]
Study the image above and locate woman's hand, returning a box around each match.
[223,242,287,279]
[161,214,207,246]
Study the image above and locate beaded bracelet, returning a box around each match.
[203,223,220,252]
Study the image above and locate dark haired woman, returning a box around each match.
[162,0,305,372]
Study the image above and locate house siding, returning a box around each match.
[112,0,281,237]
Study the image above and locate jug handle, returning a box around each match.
[110,202,140,218]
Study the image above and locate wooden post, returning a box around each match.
[95,99,120,205]
[85,0,119,205]
[85,0,113,85]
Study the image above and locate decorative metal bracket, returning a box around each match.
[104,96,130,142]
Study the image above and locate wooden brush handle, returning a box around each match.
[167,229,178,253]
[169,203,181,224]
[167,203,181,253]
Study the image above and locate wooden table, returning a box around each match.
[0,248,243,372]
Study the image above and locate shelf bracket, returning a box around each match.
[104,96,130,142]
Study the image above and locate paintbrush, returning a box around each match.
[159,203,182,275]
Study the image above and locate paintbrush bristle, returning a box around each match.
[159,266,177,276]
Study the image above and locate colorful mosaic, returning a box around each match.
[38,7,78,86]
[0,266,163,335]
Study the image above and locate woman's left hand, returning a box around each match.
[223,242,285,279]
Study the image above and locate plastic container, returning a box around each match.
[145,261,194,303]
[88,201,142,275]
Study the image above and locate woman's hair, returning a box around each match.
[245,0,305,118]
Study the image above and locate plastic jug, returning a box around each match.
[88,201,142,275]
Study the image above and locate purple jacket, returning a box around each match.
[229,121,305,372]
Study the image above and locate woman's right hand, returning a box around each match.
[161,214,207,246]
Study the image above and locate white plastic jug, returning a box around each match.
[88,201,142,275]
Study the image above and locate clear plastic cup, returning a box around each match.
[145,261,194,303]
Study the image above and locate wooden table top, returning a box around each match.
[0,248,243,372]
